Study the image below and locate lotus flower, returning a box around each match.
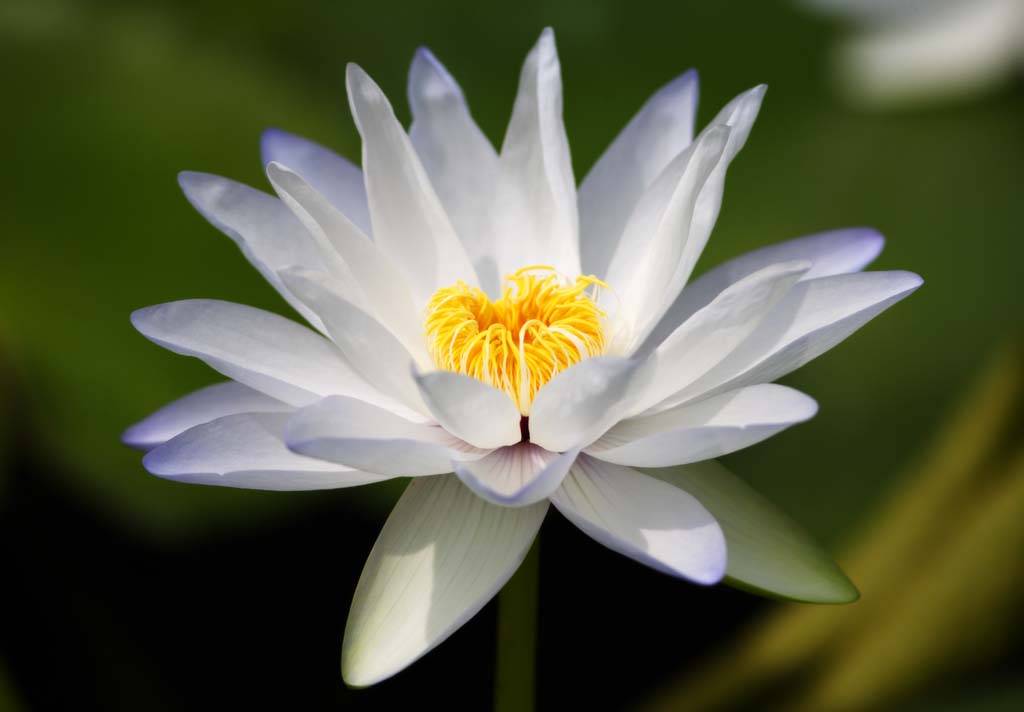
[124,28,921,686]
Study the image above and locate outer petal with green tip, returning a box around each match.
[643,459,859,603]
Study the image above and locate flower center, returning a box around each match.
[425,266,607,414]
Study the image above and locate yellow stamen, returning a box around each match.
[425,266,607,414]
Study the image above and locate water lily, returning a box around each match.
[124,28,921,686]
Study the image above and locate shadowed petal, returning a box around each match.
[260,128,372,235]
[286,396,487,476]
[453,444,578,507]
[342,475,547,686]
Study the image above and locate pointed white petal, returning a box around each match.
[131,300,384,408]
[259,128,372,235]
[587,384,818,467]
[286,396,487,476]
[342,475,547,686]
[528,357,652,452]
[489,28,580,284]
[346,64,478,303]
[644,460,858,603]
[633,261,809,410]
[550,455,726,584]
[603,127,730,352]
[579,69,699,279]
[122,381,290,451]
[413,370,522,449]
[640,227,886,354]
[666,271,924,406]
[408,48,501,294]
[280,268,428,418]
[453,444,578,507]
[143,412,386,490]
[266,163,426,361]
[177,172,331,331]
[668,85,768,296]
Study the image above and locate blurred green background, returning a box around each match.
[1,0,1021,710]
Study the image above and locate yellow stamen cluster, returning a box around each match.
[425,266,607,414]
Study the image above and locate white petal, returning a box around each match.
[668,84,767,296]
[412,370,522,449]
[602,127,730,352]
[131,299,382,408]
[266,163,426,362]
[528,356,653,452]
[342,475,547,686]
[578,69,699,280]
[640,227,886,354]
[665,270,924,406]
[488,28,580,287]
[143,412,386,490]
[587,384,818,467]
[633,261,809,411]
[550,455,726,584]
[645,459,858,603]
[280,268,428,418]
[453,444,578,507]
[408,48,501,294]
[177,172,331,332]
[122,381,290,451]
[346,64,478,304]
[259,128,372,235]
[286,396,487,476]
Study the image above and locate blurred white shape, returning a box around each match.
[804,0,1024,108]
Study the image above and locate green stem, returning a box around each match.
[494,537,540,712]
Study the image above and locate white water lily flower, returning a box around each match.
[125,28,921,686]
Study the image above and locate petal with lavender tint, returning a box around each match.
[144,412,387,490]
[662,270,924,407]
[550,455,726,584]
[639,227,886,355]
[260,128,372,235]
[122,381,290,451]
[131,299,386,409]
